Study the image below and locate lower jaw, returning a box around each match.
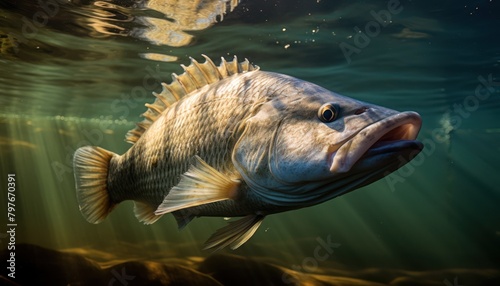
[348,140,423,175]
[330,139,422,171]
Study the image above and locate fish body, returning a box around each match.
[73,56,423,250]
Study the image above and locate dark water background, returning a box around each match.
[1,0,500,285]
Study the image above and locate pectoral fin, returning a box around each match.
[155,156,240,215]
[203,215,265,251]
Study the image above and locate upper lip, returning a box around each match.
[329,111,422,173]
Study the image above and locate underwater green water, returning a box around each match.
[1,0,500,285]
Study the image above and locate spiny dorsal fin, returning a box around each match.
[125,55,260,144]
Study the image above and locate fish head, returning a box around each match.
[233,72,423,207]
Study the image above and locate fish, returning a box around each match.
[73,55,423,251]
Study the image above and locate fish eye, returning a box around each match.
[318,103,338,123]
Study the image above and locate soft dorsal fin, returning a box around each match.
[125,55,260,144]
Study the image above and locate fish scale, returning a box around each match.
[73,55,423,250]
[112,72,265,215]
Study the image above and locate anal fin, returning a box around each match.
[155,156,240,215]
[203,215,265,251]
[134,201,163,224]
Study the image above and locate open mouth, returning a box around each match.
[330,111,422,173]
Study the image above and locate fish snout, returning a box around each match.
[329,111,422,173]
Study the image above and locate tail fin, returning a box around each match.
[73,146,116,224]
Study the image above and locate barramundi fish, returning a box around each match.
[73,55,423,251]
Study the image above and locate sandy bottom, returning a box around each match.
[1,243,499,286]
